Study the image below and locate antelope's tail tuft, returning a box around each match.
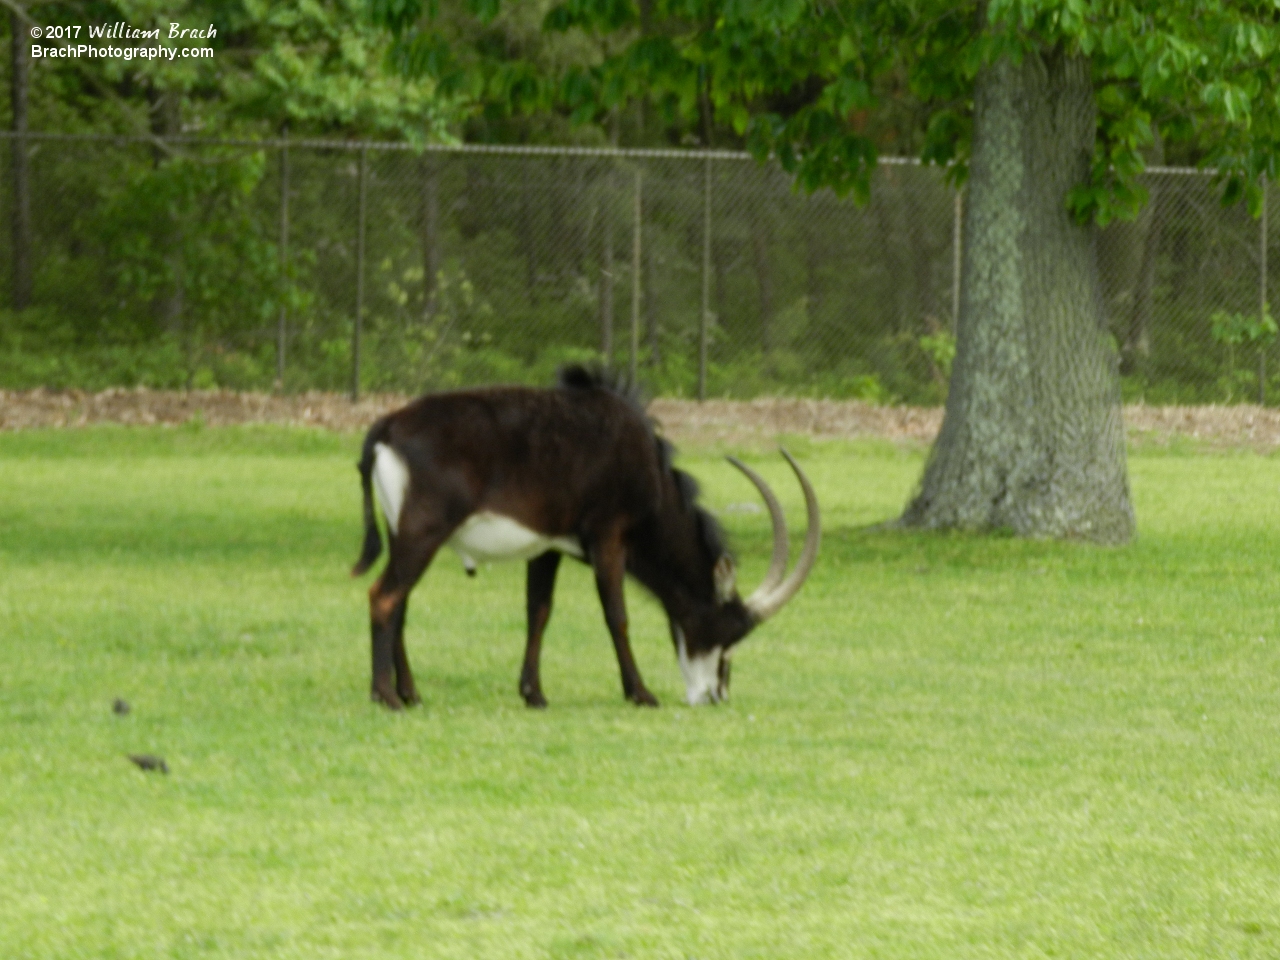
[351,420,388,576]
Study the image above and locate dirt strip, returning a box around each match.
[4,388,1280,451]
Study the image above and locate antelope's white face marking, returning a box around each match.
[674,626,726,706]
[372,442,410,535]
[448,512,584,568]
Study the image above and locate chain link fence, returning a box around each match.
[0,132,1273,404]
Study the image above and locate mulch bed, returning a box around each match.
[4,387,1280,451]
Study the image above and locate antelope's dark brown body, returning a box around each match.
[352,366,818,709]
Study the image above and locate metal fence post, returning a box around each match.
[630,166,642,382]
[699,154,712,400]
[601,167,615,364]
[1261,174,1269,405]
[421,152,440,318]
[353,144,368,402]
[276,127,289,391]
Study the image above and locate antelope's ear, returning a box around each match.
[713,555,737,604]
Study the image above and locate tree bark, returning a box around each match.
[872,168,914,334]
[901,49,1134,544]
[805,217,822,324]
[421,153,441,316]
[517,161,537,308]
[148,88,184,345]
[1124,136,1165,371]
[643,230,660,364]
[600,171,615,360]
[10,10,32,310]
[749,201,775,353]
[1099,135,1163,375]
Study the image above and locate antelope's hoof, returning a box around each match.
[370,686,405,711]
[629,689,659,707]
[520,678,548,708]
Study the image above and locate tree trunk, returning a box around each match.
[643,230,660,364]
[901,49,1134,544]
[872,168,914,334]
[749,201,775,353]
[900,176,936,327]
[10,11,32,310]
[805,208,824,334]
[1125,184,1162,369]
[148,88,185,346]
[1099,136,1163,376]
[600,171,615,360]
[517,162,537,308]
[1124,136,1165,372]
[421,153,441,317]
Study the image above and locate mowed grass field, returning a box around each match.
[1,425,1279,959]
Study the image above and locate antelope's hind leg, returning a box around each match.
[520,551,561,708]
[368,530,446,710]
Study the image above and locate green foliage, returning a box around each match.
[3,0,469,391]
[0,142,288,389]
[231,0,457,141]
[14,0,461,141]
[0,309,183,389]
[95,151,279,335]
[1209,307,1276,349]
[0,133,957,403]
[13,1,1280,403]
[0,326,271,391]
[1205,307,1275,403]
[918,328,956,380]
[372,1,1280,221]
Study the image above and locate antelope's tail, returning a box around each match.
[351,419,390,576]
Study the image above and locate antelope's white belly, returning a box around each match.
[449,512,583,567]
[372,443,581,571]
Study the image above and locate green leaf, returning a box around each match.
[831,76,871,114]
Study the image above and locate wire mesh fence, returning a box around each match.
[0,132,1273,403]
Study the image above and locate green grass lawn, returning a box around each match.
[2,425,1278,959]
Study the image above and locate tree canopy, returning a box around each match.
[375,0,1280,215]
[8,0,458,139]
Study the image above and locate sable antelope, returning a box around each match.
[351,367,820,709]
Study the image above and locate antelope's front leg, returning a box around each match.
[591,531,658,707]
[520,551,561,708]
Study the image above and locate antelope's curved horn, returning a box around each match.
[743,449,821,623]
[727,455,789,599]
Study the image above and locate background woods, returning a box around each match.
[1,134,1274,404]
[4,1,1277,407]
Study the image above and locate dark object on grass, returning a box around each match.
[128,754,168,774]
[112,698,130,715]
[351,364,821,711]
